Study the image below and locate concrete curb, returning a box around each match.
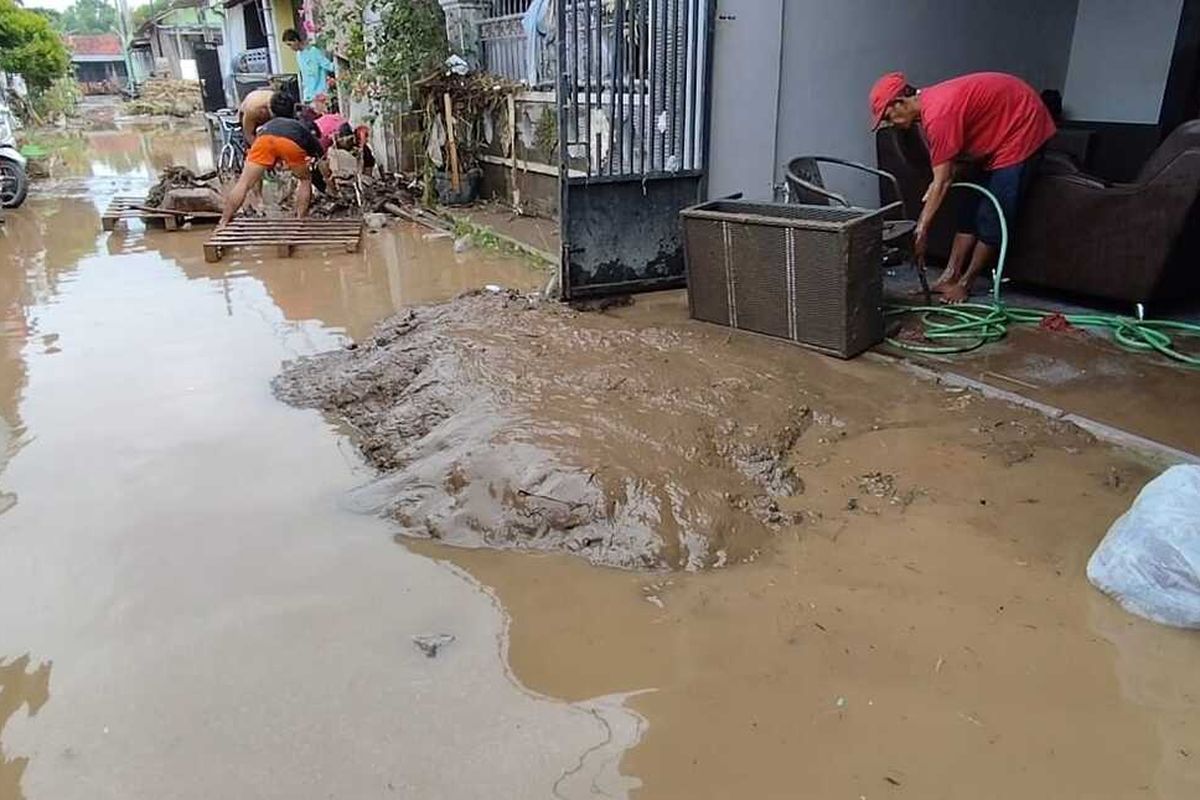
[865,351,1200,468]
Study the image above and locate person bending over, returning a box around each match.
[869,71,1055,303]
[219,92,327,228]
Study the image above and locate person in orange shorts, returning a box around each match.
[219,92,328,228]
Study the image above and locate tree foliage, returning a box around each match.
[60,0,119,34]
[0,0,72,90]
[132,0,169,30]
[320,0,447,105]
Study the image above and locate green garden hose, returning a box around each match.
[884,182,1200,366]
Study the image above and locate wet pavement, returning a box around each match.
[2,127,1199,800]
[895,325,1200,455]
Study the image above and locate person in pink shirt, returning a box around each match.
[870,71,1056,303]
[306,94,349,150]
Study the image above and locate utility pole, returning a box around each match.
[113,0,136,92]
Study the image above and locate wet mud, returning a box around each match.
[274,290,1113,577]
[275,292,826,569]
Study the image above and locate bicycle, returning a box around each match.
[212,110,246,175]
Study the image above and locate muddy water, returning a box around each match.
[0,130,640,800]
[378,292,1197,799]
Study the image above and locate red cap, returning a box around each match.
[869,71,908,129]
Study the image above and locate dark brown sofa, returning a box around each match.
[877,121,1200,304]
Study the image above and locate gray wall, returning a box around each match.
[708,0,1080,201]
[1062,0,1184,123]
[707,0,785,200]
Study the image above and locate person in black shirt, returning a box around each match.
[219,92,330,228]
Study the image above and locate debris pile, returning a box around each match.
[280,170,417,219]
[145,166,223,213]
[124,78,203,117]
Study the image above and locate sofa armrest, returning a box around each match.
[1009,151,1200,302]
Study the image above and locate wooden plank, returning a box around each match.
[216,224,362,232]
[217,233,361,239]
[208,225,361,236]
[214,227,362,234]
[130,204,222,220]
[207,239,361,246]
[444,93,460,192]
[205,235,361,244]
[219,219,362,226]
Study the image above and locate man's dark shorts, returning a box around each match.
[957,152,1041,247]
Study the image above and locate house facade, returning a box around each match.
[66,33,129,94]
[129,4,225,85]
[220,0,304,105]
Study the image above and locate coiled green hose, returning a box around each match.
[884,182,1200,366]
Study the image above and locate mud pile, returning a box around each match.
[274,292,819,570]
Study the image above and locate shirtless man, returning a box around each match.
[237,88,276,145]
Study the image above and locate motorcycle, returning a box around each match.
[0,99,29,209]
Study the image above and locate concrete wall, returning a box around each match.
[708,0,1080,201]
[706,0,785,200]
[1062,0,1184,123]
[272,0,299,75]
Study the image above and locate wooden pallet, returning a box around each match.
[101,196,222,232]
[202,217,364,262]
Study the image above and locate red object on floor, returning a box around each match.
[1038,312,1075,332]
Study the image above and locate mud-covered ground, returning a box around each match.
[274,290,1098,571]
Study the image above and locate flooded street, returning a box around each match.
[0,129,637,800]
[2,127,1199,800]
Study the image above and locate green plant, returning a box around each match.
[31,75,82,122]
[449,216,555,267]
[319,0,448,106]
[0,0,71,91]
[533,106,557,156]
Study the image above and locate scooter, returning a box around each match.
[0,99,29,209]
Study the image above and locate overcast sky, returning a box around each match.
[30,0,152,13]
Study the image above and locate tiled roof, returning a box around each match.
[66,33,124,57]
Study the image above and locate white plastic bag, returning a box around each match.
[1086,464,1200,628]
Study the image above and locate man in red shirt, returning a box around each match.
[870,71,1056,303]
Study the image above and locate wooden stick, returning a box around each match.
[443,92,461,193]
[507,93,521,212]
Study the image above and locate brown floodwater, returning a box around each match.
[0,129,643,800]
[2,127,1198,800]
[301,286,1200,799]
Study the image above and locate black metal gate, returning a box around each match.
[194,44,226,113]
[556,0,715,298]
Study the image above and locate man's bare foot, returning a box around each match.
[938,282,970,304]
[930,264,961,291]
